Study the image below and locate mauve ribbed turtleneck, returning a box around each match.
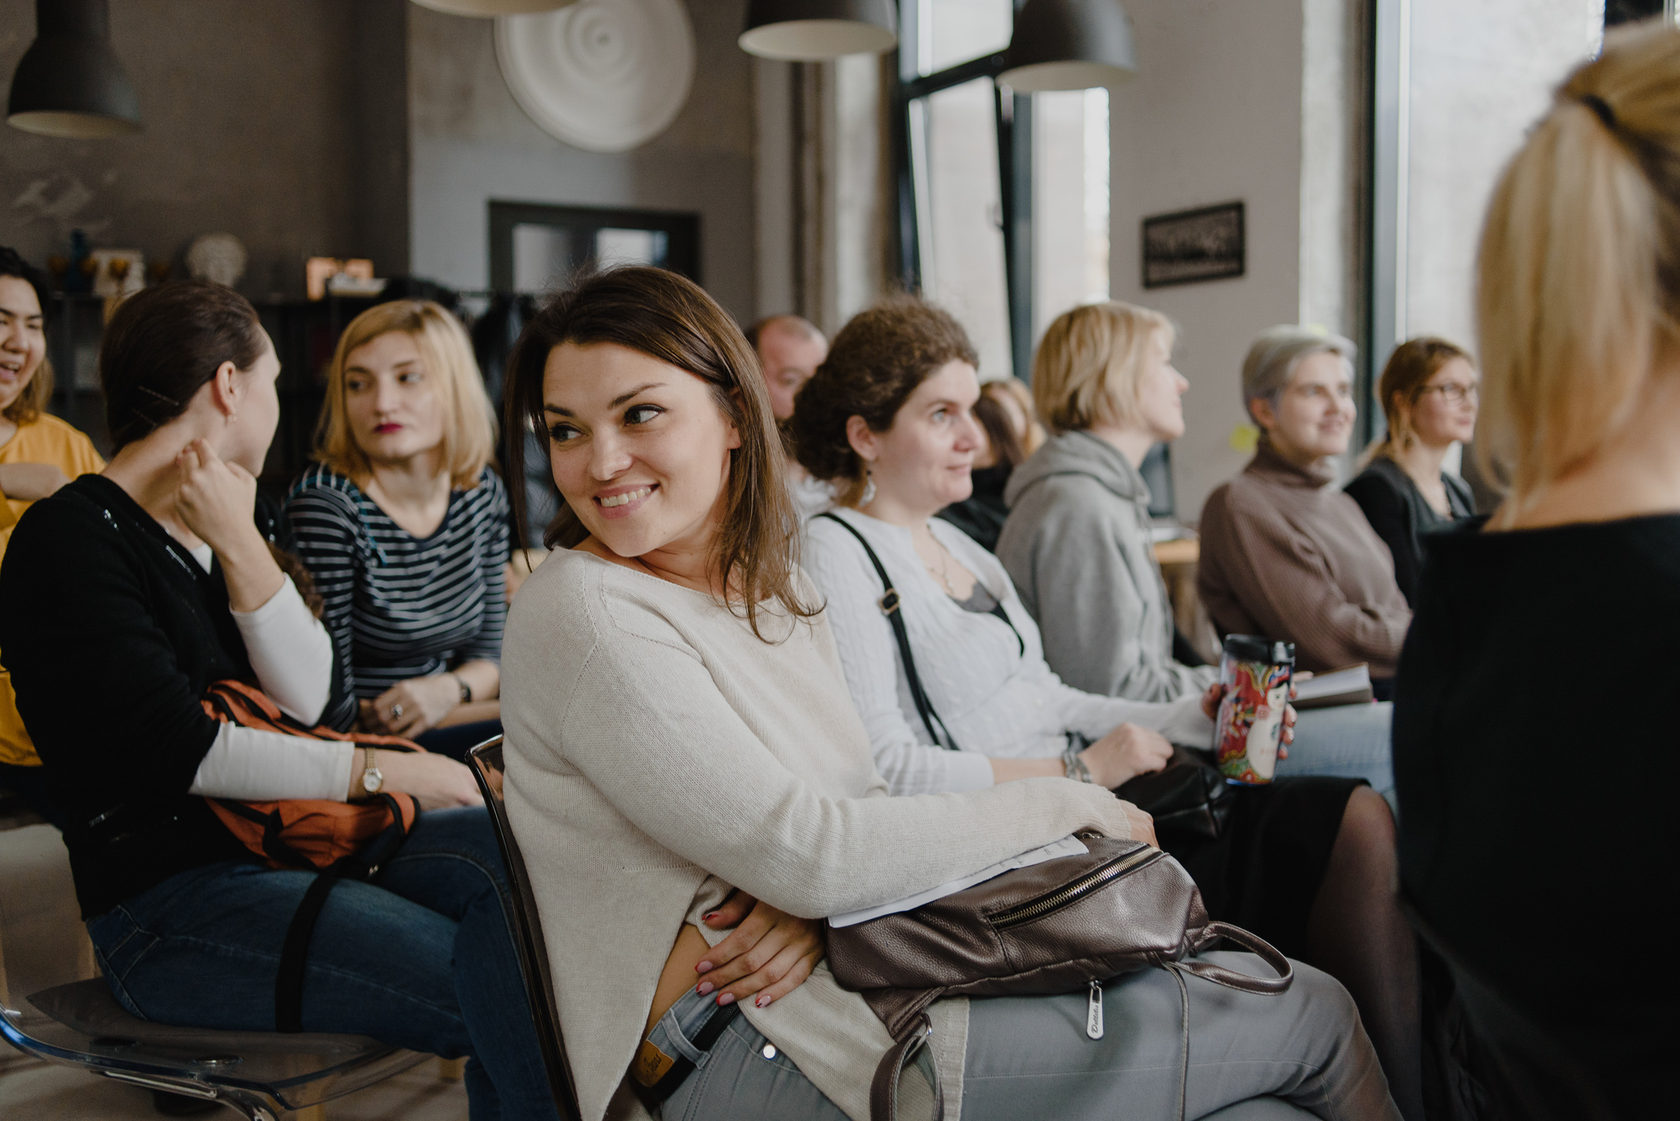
[1196,439,1412,676]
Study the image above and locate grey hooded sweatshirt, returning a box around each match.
[997,430,1216,702]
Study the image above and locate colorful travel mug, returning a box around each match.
[1212,635,1295,784]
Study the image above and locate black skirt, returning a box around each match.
[1159,776,1360,959]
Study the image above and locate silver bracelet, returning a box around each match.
[1062,742,1093,783]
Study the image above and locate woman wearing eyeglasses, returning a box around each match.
[1197,327,1411,687]
[1343,339,1479,607]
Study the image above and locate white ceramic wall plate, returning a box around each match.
[495,0,696,153]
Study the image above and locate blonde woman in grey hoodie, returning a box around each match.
[996,304,1397,802]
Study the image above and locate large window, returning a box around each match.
[896,0,1111,380]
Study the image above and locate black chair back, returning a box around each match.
[467,737,585,1121]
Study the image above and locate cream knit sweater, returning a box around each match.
[501,548,1140,1121]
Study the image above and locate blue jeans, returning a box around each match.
[86,806,557,1121]
[1283,702,1395,810]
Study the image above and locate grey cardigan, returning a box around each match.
[997,431,1216,702]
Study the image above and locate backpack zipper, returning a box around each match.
[990,847,1161,929]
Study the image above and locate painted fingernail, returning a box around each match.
[696,981,714,996]
[702,911,720,922]
[755,994,771,1008]
[716,993,736,1007]
[695,960,713,974]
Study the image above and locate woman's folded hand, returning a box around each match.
[1081,722,1173,787]
[371,751,482,810]
[694,891,823,1009]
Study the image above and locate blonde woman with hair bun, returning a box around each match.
[1393,21,1680,1120]
[286,300,509,755]
[1343,337,1479,606]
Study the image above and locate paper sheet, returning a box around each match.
[828,834,1090,928]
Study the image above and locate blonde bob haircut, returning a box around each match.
[1476,21,1680,513]
[314,300,497,489]
[1031,301,1174,435]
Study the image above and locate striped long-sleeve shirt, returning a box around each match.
[285,464,511,730]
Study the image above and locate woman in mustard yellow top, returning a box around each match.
[0,247,103,824]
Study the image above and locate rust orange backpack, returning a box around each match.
[200,679,422,871]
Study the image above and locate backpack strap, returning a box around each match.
[272,794,414,1032]
[815,513,960,751]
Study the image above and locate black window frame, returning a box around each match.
[893,0,1036,381]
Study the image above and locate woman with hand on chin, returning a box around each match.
[1344,338,1479,607]
[0,281,559,1121]
[1197,328,1412,693]
[0,246,104,824]
[793,298,1423,1121]
[500,267,1394,1121]
[287,301,509,757]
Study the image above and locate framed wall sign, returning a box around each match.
[1141,201,1245,289]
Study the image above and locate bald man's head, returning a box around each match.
[750,314,828,420]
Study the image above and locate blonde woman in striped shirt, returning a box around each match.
[287,300,509,757]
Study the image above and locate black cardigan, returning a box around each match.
[1343,455,1474,607]
[1394,514,1677,1118]
[0,475,333,918]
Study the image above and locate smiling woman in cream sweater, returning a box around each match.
[497,267,1397,1121]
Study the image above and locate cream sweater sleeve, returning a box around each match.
[509,568,1140,919]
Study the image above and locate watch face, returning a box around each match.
[362,768,383,794]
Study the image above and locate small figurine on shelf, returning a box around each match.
[185,232,247,289]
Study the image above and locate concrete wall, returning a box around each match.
[1108,0,1312,520]
[406,0,760,321]
[0,0,399,296]
[1403,0,1604,349]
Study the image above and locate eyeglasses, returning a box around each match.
[1416,382,1479,404]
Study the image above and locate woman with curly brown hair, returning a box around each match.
[793,296,1423,1120]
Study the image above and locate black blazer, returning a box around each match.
[1344,455,1474,607]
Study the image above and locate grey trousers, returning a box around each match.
[656,953,1398,1121]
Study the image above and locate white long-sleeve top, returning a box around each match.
[500,548,1140,1121]
[182,543,350,801]
[803,508,1212,796]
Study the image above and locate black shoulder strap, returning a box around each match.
[816,513,960,751]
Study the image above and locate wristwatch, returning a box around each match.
[451,672,472,704]
[361,747,384,796]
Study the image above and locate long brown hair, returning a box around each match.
[100,281,268,451]
[504,266,815,639]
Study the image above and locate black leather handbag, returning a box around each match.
[1113,744,1235,844]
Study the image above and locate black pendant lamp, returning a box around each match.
[409,1,576,15]
[1001,0,1137,92]
[7,0,141,138]
[740,0,897,61]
